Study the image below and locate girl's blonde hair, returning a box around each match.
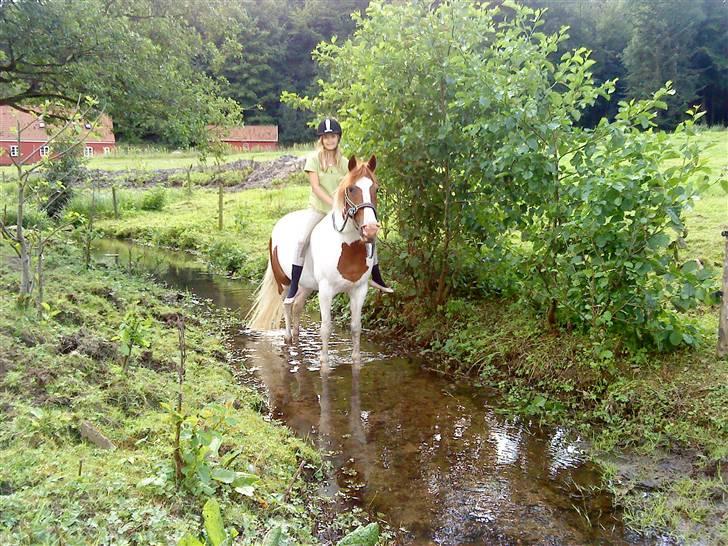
[316,134,342,172]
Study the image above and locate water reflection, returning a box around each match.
[92,239,649,545]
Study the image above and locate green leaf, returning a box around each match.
[336,523,380,546]
[719,178,728,194]
[234,485,256,497]
[231,472,260,487]
[669,331,683,346]
[202,498,226,546]
[177,533,205,546]
[211,467,237,484]
[261,526,283,546]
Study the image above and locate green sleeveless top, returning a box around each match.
[304,151,348,214]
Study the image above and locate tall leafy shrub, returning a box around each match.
[284,0,715,348]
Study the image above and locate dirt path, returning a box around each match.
[87,155,305,190]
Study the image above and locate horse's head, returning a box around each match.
[335,155,380,243]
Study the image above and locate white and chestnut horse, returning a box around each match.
[247,155,380,364]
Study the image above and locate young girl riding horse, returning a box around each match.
[284,117,392,305]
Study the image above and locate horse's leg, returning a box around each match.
[282,293,293,343]
[349,284,368,363]
[318,285,334,365]
[292,288,312,342]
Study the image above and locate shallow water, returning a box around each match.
[93,239,653,545]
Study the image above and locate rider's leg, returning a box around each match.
[368,244,394,293]
[284,262,304,305]
[284,209,324,305]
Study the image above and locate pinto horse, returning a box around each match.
[247,155,380,363]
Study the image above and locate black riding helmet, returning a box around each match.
[316,118,342,137]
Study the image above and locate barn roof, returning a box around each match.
[211,125,278,142]
[0,105,115,143]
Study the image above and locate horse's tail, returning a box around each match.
[245,258,284,331]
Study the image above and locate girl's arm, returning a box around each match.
[308,171,334,207]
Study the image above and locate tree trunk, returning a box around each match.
[35,245,44,313]
[218,182,223,230]
[112,185,119,219]
[718,231,728,358]
[17,182,32,303]
[174,317,186,484]
[85,182,96,269]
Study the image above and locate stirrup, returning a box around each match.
[368,278,394,293]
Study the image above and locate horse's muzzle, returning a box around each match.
[360,223,379,242]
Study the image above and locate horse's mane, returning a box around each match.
[333,162,377,211]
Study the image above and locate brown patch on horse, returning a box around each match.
[269,238,290,294]
[337,241,368,282]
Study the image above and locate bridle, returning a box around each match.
[332,186,379,234]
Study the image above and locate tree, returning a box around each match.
[198,0,370,144]
[285,0,715,347]
[0,101,95,309]
[521,0,631,125]
[621,0,706,127]
[0,0,241,147]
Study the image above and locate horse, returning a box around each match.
[246,155,381,364]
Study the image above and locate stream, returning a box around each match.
[93,239,654,546]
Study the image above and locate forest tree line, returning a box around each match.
[1,0,726,148]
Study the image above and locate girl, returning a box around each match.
[284,117,393,304]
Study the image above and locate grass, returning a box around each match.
[92,180,310,278]
[0,218,389,541]
[0,242,369,544]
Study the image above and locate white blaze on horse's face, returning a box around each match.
[354,176,379,242]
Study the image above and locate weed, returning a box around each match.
[140,187,166,211]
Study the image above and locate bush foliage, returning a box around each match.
[284,0,717,348]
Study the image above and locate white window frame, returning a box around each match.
[9,145,19,157]
[40,145,50,157]
[103,146,111,155]
[84,146,94,158]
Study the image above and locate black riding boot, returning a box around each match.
[284,264,303,304]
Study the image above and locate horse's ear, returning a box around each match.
[367,155,377,172]
[348,155,357,172]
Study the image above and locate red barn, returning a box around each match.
[0,105,116,166]
[212,125,278,151]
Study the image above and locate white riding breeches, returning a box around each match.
[293,208,326,266]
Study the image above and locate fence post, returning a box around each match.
[218,182,223,231]
[186,164,193,196]
[112,185,119,219]
[718,230,728,358]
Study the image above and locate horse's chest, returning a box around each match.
[336,241,369,283]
